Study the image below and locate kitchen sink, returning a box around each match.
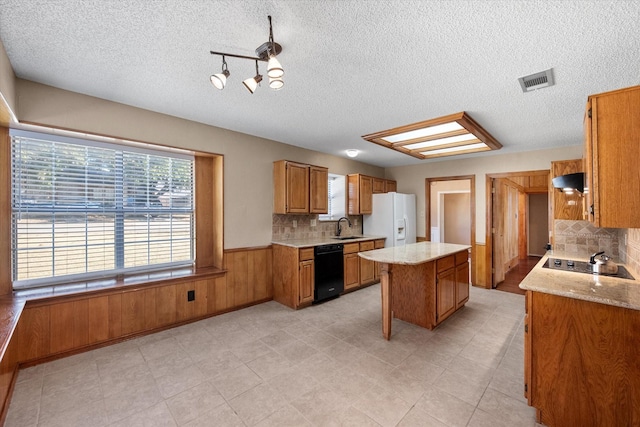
[332,236,362,240]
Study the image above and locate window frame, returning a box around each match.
[10,129,196,290]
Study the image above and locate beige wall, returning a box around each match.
[0,39,16,119]
[14,80,383,249]
[429,180,471,228]
[387,146,583,243]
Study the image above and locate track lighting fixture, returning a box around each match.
[242,61,263,94]
[210,56,230,90]
[209,15,284,93]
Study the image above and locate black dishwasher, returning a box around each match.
[314,243,344,302]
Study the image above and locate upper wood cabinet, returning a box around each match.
[584,85,640,227]
[551,159,584,220]
[309,166,328,214]
[372,177,385,194]
[273,160,328,214]
[348,174,373,215]
[385,180,397,193]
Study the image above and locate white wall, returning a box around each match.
[14,80,384,249]
[387,146,583,243]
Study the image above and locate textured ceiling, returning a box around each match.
[0,0,639,167]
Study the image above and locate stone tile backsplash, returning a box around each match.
[554,219,621,259]
[553,220,640,277]
[272,214,362,241]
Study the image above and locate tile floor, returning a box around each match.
[6,284,539,427]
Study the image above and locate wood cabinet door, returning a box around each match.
[584,100,595,223]
[360,257,375,285]
[299,260,314,304]
[309,166,328,214]
[372,177,385,194]
[551,159,583,220]
[286,162,309,213]
[344,253,360,289]
[385,180,397,193]
[455,260,469,308]
[436,268,456,324]
[524,291,531,404]
[359,176,373,214]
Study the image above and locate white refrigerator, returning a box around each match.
[363,192,417,248]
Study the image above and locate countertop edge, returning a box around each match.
[519,251,640,311]
[272,235,386,248]
[358,243,471,265]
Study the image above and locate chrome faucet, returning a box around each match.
[336,217,351,236]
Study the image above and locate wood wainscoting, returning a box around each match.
[14,246,273,366]
[474,243,487,288]
[0,245,273,421]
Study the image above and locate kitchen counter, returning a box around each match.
[272,234,386,248]
[359,242,471,340]
[519,251,640,310]
[358,241,471,265]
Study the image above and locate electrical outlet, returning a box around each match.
[354,218,358,226]
[187,290,195,301]
[310,219,316,227]
[292,220,297,228]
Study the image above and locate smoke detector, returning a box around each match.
[518,68,555,93]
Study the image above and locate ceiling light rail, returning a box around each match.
[209,15,284,93]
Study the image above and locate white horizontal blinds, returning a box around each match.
[11,131,194,289]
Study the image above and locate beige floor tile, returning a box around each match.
[477,387,537,426]
[432,369,487,406]
[183,402,244,427]
[8,283,536,427]
[228,383,286,426]
[291,384,351,425]
[109,401,177,427]
[414,385,476,427]
[212,363,263,400]
[155,363,206,399]
[255,403,313,427]
[396,406,448,427]
[353,385,412,427]
[166,381,226,426]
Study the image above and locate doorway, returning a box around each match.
[425,176,475,284]
[486,171,550,289]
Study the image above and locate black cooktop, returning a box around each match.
[542,258,635,280]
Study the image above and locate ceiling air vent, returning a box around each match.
[518,68,554,93]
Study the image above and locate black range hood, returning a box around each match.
[552,172,584,193]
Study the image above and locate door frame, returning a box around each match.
[485,170,550,288]
[425,175,476,285]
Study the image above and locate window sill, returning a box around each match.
[13,266,227,304]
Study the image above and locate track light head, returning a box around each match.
[210,69,230,90]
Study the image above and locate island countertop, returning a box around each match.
[358,241,471,265]
[519,251,640,311]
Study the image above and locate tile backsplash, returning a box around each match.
[554,220,620,259]
[554,220,640,277]
[272,214,362,240]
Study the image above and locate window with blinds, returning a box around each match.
[11,130,195,290]
[318,174,346,221]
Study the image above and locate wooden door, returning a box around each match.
[309,166,328,214]
[493,178,520,285]
[286,162,309,213]
[299,260,314,304]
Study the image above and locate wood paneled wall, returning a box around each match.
[474,244,486,288]
[14,246,273,366]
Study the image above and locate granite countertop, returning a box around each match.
[357,242,471,265]
[519,251,640,311]
[272,235,386,248]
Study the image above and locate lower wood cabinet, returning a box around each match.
[343,243,360,290]
[273,245,315,309]
[359,241,375,286]
[455,251,470,308]
[436,250,470,325]
[525,290,640,426]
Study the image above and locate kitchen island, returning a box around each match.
[519,251,640,427]
[358,242,470,340]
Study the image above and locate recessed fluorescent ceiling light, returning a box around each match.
[362,112,502,160]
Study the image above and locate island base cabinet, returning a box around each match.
[390,250,470,331]
[526,291,640,427]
